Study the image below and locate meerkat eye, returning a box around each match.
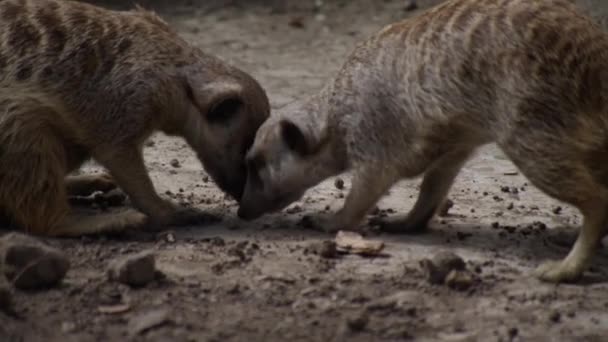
[207,98,242,124]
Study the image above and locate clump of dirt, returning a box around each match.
[107,250,159,287]
[420,251,466,285]
[0,233,69,290]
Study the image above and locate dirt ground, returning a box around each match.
[3,0,608,341]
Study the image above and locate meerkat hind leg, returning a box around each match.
[534,199,607,283]
[499,127,607,283]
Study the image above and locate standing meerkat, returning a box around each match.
[238,0,608,283]
[0,0,270,237]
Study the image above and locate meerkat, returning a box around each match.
[238,0,608,283]
[0,0,270,237]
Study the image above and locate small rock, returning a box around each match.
[404,0,418,11]
[456,231,472,241]
[549,310,561,323]
[61,321,77,333]
[508,327,519,339]
[437,199,454,217]
[169,159,180,168]
[346,312,368,332]
[0,233,70,290]
[553,206,562,215]
[157,231,176,243]
[129,308,171,336]
[420,251,466,285]
[334,178,345,190]
[108,251,157,288]
[317,241,338,258]
[445,270,474,291]
[288,16,305,29]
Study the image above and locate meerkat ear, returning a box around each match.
[280,119,320,156]
[185,77,244,124]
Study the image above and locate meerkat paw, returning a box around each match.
[51,210,147,237]
[171,207,222,226]
[66,173,117,196]
[114,211,148,230]
[370,214,429,234]
[147,207,221,231]
[302,213,360,234]
[534,260,583,283]
[89,173,117,192]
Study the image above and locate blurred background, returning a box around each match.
[83,0,608,24]
[77,0,608,110]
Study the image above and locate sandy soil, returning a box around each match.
[2,0,608,341]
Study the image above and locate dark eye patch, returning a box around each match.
[207,98,242,124]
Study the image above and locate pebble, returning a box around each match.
[317,241,338,258]
[445,270,474,291]
[0,233,70,290]
[346,312,368,332]
[420,251,466,285]
[108,251,157,287]
[61,321,77,333]
[334,178,345,190]
[170,159,181,168]
[437,199,454,217]
[549,310,561,323]
[404,0,418,11]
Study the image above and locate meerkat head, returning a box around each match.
[237,99,342,220]
[178,65,270,202]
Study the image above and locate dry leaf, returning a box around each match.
[335,231,385,256]
[129,308,171,335]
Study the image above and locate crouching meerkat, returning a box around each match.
[0,0,270,237]
[238,0,608,283]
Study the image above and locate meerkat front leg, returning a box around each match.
[95,146,218,230]
[378,148,472,233]
[314,165,399,233]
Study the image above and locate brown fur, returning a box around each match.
[239,0,608,283]
[0,0,270,237]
